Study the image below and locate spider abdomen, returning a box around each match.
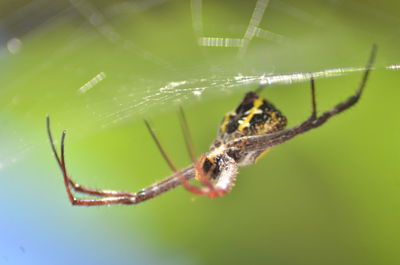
[216,91,287,148]
[212,91,287,166]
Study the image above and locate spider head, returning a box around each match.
[194,148,238,193]
[217,91,287,144]
[195,145,225,181]
[197,156,221,180]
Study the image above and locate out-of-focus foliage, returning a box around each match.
[1,1,399,265]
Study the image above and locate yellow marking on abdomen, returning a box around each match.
[220,110,234,133]
[238,98,263,132]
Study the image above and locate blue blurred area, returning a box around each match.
[1,153,197,265]
[1,1,400,265]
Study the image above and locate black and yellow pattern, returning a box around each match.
[212,91,287,166]
[218,92,287,143]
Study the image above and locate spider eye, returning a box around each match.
[198,156,221,180]
[202,158,213,173]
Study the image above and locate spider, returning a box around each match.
[47,45,376,206]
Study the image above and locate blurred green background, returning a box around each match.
[1,0,400,264]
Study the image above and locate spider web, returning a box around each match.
[73,0,400,125]
[0,0,399,171]
[1,1,400,265]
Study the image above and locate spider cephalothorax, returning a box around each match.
[47,45,376,206]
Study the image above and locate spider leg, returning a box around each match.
[47,116,197,206]
[235,45,377,151]
[178,108,238,197]
[254,84,266,95]
[47,116,75,203]
[47,116,138,204]
[59,130,136,197]
[65,167,196,205]
[47,116,134,197]
[178,109,225,196]
[145,119,237,198]
[298,44,376,131]
[310,77,317,119]
[67,178,136,197]
[179,106,197,163]
[144,119,205,195]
